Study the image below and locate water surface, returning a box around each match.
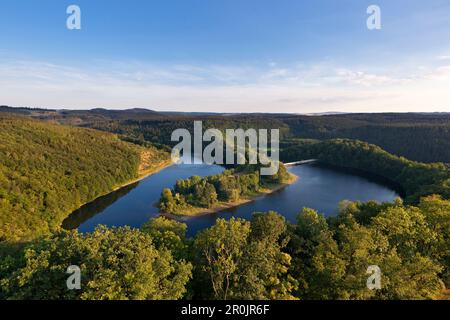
[63,163,399,236]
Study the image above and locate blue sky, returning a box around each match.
[1,0,450,112]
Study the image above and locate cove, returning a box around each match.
[62,162,399,237]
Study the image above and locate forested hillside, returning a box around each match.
[281,139,450,203]
[280,113,450,164]
[2,107,449,164]
[2,196,449,300]
[82,113,450,164]
[0,111,449,300]
[86,116,291,147]
[0,114,168,241]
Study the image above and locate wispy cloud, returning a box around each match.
[0,58,449,113]
[437,55,450,61]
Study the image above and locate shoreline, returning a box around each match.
[66,156,173,219]
[111,158,173,192]
[161,172,299,219]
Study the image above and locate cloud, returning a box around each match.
[437,55,450,61]
[0,59,449,113]
[333,69,396,86]
[425,65,450,80]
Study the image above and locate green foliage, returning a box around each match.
[287,196,448,300]
[2,196,448,300]
[191,214,298,300]
[260,162,290,185]
[1,110,449,300]
[242,212,298,300]
[0,226,192,300]
[159,164,289,215]
[141,216,189,259]
[194,181,218,208]
[281,113,450,163]
[0,114,167,241]
[21,107,448,163]
[281,139,450,203]
[192,218,251,299]
[419,195,450,286]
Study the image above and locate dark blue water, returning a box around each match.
[63,163,399,236]
[62,162,224,232]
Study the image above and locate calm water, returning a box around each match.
[63,163,399,236]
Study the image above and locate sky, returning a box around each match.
[1,0,450,113]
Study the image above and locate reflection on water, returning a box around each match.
[182,163,399,236]
[62,182,138,230]
[62,162,224,233]
[63,163,399,237]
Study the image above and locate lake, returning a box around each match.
[62,163,399,236]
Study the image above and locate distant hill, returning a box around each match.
[280,138,450,203]
[0,113,168,241]
[303,111,350,116]
[1,106,450,163]
[86,107,162,118]
[280,113,450,163]
[0,105,56,114]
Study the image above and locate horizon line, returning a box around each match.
[1,105,450,115]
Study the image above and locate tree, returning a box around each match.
[288,203,446,300]
[192,214,297,300]
[216,176,240,202]
[371,206,438,259]
[159,188,175,212]
[242,212,298,300]
[287,208,346,299]
[0,114,169,241]
[418,195,450,286]
[141,216,189,259]
[1,226,192,300]
[192,218,250,300]
[194,181,218,208]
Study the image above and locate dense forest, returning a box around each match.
[82,113,450,164]
[2,106,449,164]
[1,195,448,299]
[0,114,168,241]
[281,139,450,204]
[159,164,291,215]
[0,107,449,300]
[280,113,450,163]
